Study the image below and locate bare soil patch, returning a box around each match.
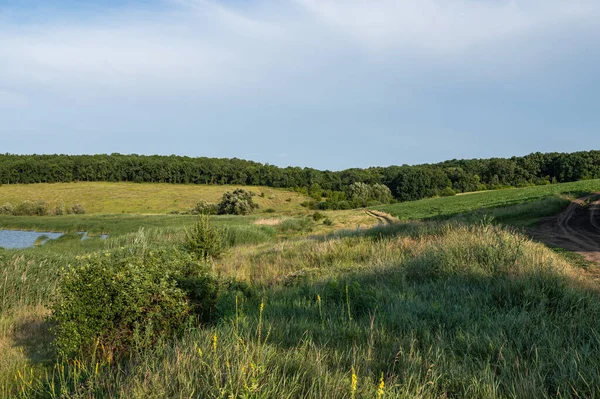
[530,193,600,265]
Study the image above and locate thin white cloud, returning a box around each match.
[295,0,599,52]
[0,0,598,100]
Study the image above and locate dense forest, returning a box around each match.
[1,151,599,203]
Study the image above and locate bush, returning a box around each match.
[440,187,456,197]
[323,218,333,226]
[70,203,86,214]
[50,248,218,358]
[218,189,259,215]
[189,201,219,215]
[13,200,49,216]
[54,202,66,216]
[264,208,276,213]
[184,214,225,260]
[0,202,14,215]
[312,212,326,221]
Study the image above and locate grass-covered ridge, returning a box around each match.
[2,180,600,397]
[0,182,308,215]
[373,178,600,222]
[3,218,600,397]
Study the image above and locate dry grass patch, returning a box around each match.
[0,182,310,215]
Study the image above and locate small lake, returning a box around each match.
[0,230,107,249]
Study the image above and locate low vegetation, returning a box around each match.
[374,178,600,223]
[0,182,307,215]
[0,200,85,216]
[1,179,600,398]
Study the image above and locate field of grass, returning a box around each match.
[2,181,600,398]
[0,182,309,215]
[374,179,600,222]
[2,220,600,397]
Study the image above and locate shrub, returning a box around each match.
[184,214,225,260]
[189,201,219,215]
[0,202,14,215]
[440,187,456,197]
[323,218,333,226]
[13,200,49,216]
[50,248,217,358]
[264,208,276,213]
[54,202,66,216]
[312,212,326,222]
[218,189,259,215]
[300,200,317,209]
[70,203,86,214]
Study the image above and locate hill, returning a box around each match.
[0,182,309,215]
[374,179,600,223]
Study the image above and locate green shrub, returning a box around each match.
[50,248,210,358]
[440,187,456,197]
[54,201,66,216]
[218,189,259,215]
[323,218,333,226]
[189,201,219,215]
[13,200,49,216]
[264,208,276,213]
[0,202,14,215]
[184,214,225,260]
[70,203,86,214]
[312,212,326,221]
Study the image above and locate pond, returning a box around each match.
[0,230,108,249]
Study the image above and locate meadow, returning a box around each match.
[0,182,309,215]
[374,178,600,222]
[1,180,600,398]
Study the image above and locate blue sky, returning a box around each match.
[0,0,599,170]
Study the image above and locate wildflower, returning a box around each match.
[377,374,385,398]
[213,333,218,352]
[350,367,358,399]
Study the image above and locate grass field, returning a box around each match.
[374,179,600,221]
[2,181,600,398]
[0,182,309,214]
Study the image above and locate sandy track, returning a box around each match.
[531,193,600,264]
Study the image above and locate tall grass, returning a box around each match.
[4,221,600,397]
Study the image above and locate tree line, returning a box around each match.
[1,151,599,202]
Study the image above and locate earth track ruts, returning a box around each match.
[531,193,600,265]
[364,210,397,225]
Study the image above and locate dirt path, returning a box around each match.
[530,193,600,265]
[364,210,398,225]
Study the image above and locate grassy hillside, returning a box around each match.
[2,181,600,397]
[374,179,600,221]
[0,182,309,214]
[2,221,600,397]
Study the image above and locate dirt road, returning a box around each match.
[531,194,600,264]
[364,210,398,225]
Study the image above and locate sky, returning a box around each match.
[0,0,599,170]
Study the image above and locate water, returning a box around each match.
[0,230,107,249]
